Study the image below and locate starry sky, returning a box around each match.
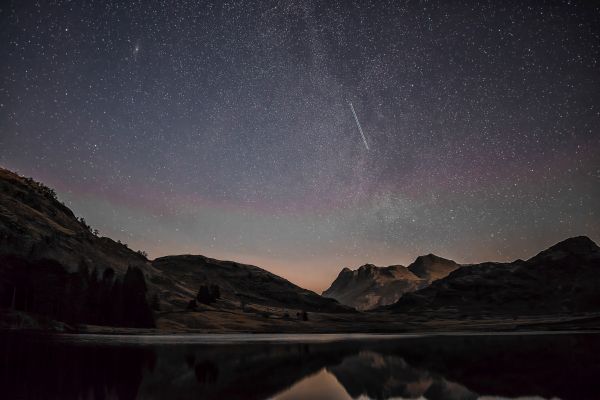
[1,1,599,292]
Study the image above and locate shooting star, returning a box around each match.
[349,102,369,150]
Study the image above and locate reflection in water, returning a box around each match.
[0,333,599,400]
[328,351,476,400]
[273,369,352,400]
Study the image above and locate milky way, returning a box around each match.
[1,1,599,291]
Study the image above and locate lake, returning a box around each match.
[1,332,599,399]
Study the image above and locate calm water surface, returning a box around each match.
[1,332,599,400]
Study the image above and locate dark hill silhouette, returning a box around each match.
[392,236,600,315]
[153,255,348,312]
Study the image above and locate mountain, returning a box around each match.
[407,254,460,283]
[2,166,599,331]
[392,236,600,315]
[0,167,348,330]
[153,255,347,312]
[323,254,460,311]
[323,264,426,310]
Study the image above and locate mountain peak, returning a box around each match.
[417,253,445,262]
[358,263,376,269]
[529,236,599,262]
[549,236,598,252]
[407,254,459,282]
[357,264,379,274]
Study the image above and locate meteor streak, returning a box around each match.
[349,102,369,150]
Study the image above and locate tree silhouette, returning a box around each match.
[196,284,220,305]
[122,266,155,327]
[301,310,308,321]
[151,293,161,311]
[0,256,155,328]
[187,299,198,311]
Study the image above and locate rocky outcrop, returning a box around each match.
[323,264,426,310]
[323,254,460,311]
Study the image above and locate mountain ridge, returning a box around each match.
[323,254,460,310]
[153,254,348,312]
[391,236,600,315]
[1,166,599,331]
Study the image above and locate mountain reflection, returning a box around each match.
[328,351,476,400]
[1,333,599,400]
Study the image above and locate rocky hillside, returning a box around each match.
[0,168,150,275]
[392,236,600,315]
[323,264,426,310]
[407,254,460,283]
[323,254,460,311]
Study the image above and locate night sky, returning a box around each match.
[1,1,599,292]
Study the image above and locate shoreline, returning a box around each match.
[3,307,600,336]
